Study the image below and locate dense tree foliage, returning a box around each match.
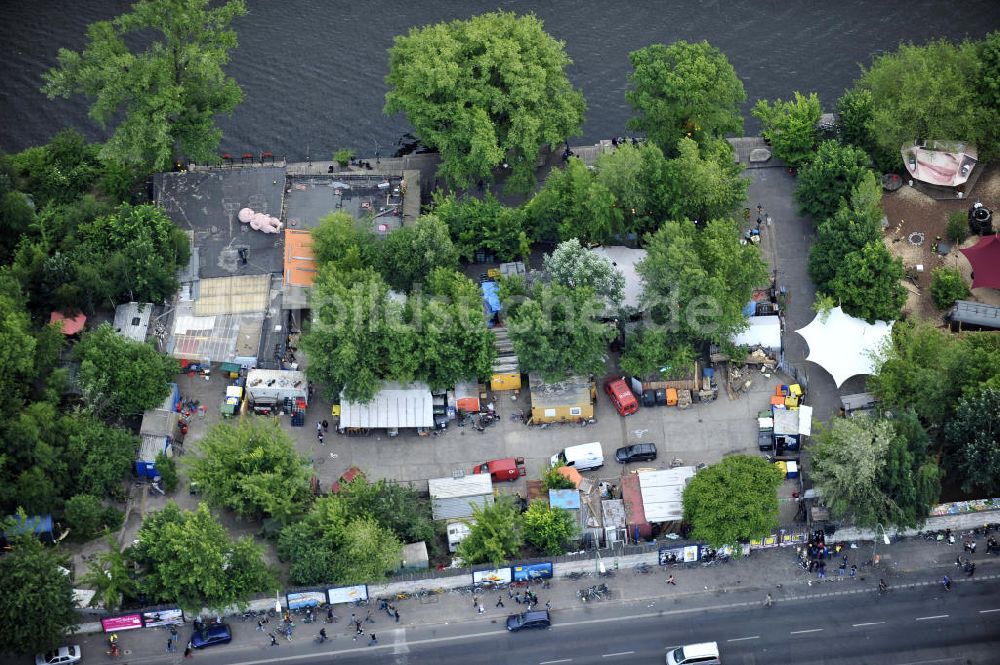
[828,241,906,323]
[682,456,784,547]
[929,266,970,310]
[592,142,672,238]
[523,501,577,555]
[43,0,247,171]
[626,41,746,152]
[543,238,625,310]
[377,214,458,291]
[130,502,275,612]
[501,278,615,380]
[0,534,78,654]
[187,419,312,524]
[944,388,1000,494]
[661,138,748,222]
[524,157,621,244]
[620,329,698,380]
[80,532,137,611]
[385,12,585,193]
[334,476,435,545]
[74,323,178,418]
[456,496,524,568]
[794,140,873,224]
[0,279,37,411]
[5,129,102,206]
[751,91,822,168]
[808,173,884,291]
[310,211,377,272]
[541,463,577,491]
[812,415,940,529]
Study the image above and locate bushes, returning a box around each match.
[333,148,354,167]
[930,267,970,309]
[155,452,178,493]
[946,211,969,243]
[64,494,122,541]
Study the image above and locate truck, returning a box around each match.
[473,457,526,483]
[550,441,604,471]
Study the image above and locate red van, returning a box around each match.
[605,378,639,416]
[473,457,527,482]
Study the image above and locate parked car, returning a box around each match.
[605,378,639,416]
[35,646,81,665]
[615,442,657,464]
[666,641,721,665]
[506,609,551,632]
[473,457,526,482]
[191,623,232,649]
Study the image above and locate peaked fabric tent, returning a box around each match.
[795,307,893,388]
[959,235,1000,289]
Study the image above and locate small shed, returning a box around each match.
[528,373,594,423]
[638,467,697,523]
[841,393,877,418]
[428,474,494,520]
[50,311,87,335]
[454,380,481,413]
[602,498,627,545]
[490,328,521,391]
[339,382,433,431]
[398,541,429,572]
[246,369,308,407]
[732,315,782,352]
[949,300,1000,331]
[113,302,153,343]
[136,434,171,479]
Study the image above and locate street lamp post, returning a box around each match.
[872,524,891,564]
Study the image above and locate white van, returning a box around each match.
[666,642,720,665]
[550,442,604,471]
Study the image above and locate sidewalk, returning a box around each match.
[73,531,1000,659]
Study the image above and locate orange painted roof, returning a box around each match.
[284,229,317,287]
[50,311,87,335]
[556,465,584,488]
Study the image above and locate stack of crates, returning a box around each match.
[774,384,803,408]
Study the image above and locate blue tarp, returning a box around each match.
[549,489,581,510]
[3,514,54,542]
[743,300,757,317]
[481,281,501,315]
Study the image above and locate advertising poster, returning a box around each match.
[142,609,184,627]
[286,590,327,609]
[472,568,512,584]
[512,562,553,581]
[326,584,368,605]
[101,614,143,631]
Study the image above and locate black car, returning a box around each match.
[506,610,551,632]
[614,443,657,464]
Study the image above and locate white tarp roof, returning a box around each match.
[637,466,697,522]
[795,307,893,387]
[587,246,645,310]
[732,315,781,350]
[113,302,153,343]
[798,405,813,436]
[339,382,433,429]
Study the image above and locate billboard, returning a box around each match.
[101,614,143,631]
[511,562,553,581]
[286,590,327,609]
[472,568,512,584]
[326,584,368,605]
[142,609,184,627]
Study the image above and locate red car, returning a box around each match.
[473,457,526,482]
[605,378,639,416]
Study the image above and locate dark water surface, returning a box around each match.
[2,1,998,159]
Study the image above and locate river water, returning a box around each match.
[1,1,998,159]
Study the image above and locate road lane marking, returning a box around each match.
[602,652,634,658]
[980,608,1000,614]
[727,636,760,642]
[915,615,949,621]
[852,621,885,627]
[789,628,823,635]
[540,660,572,664]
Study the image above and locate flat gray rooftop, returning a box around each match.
[284,174,405,233]
[154,167,287,279]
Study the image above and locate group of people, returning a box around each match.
[316,419,329,445]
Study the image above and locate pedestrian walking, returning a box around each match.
[496,595,504,608]
[472,595,479,608]
[838,563,846,578]
[514,591,522,604]
[322,419,329,432]
[257,619,265,631]
[545,600,551,611]
[355,620,364,635]
[477,602,486,614]
[666,575,677,586]
[318,432,324,445]
[183,644,193,658]
[967,562,976,577]
[943,575,952,591]
[368,633,377,646]
[170,625,178,637]
[269,633,279,647]
[166,638,174,653]
[365,609,374,624]
[393,608,400,623]
[970,540,977,554]
[850,564,857,578]
[764,593,773,608]
[508,587,514,599]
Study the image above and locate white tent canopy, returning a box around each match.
[732,315,781,351]
[795,307,893,387]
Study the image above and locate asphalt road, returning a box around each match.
[102,578,1000,665]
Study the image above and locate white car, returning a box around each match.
[35,646,82,665]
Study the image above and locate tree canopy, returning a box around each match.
[794,140,873,224]
[74,322,178,418]
[384,11,585,193]
[377,214,458,291]
[186,419,312,524]
[501,279,615,381]
[0,534,79,654]
[523,501,577,555]
[430,192,528,262]
[661,138,747,222]
[543,238,625,310]
[42,0,247,171]
[944,387,1000,494]
[828,241,906,323]
[456,496,524,568]
[929,266,970,310]
[751,91,822,168]
[523,157,621,244]
[626,40,746,152]
[130,502,275,612]
[808,172,884,291]
[682,456,784,547]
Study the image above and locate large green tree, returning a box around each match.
[794,140,873,224]
[543,238,626,310]
[808,172,884,290]
[80,532,138,611]
[334,476,434,545]
[523,501,578,555]
[944,388,1000,494]
[430,192,528,261]
[523,157,621,244]
[130,502,275,612]
[310,211,377,272]
[828,241,906,323]
[384,11,585,193]
[377,214,458,292]
[626,40,746,152]
[0,534,79,654]
[593,141,672,238]
[501,279,615,381]
[662,138,748,222]
[42,0,247,171]
[456,496,524,568]
[682,456,784,547]
[0,279,36,411]
[74,323,178,418]
[187,419,312,524]
[751,91,822,168]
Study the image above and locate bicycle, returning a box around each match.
[395,591,411,601]
[633,562,652,575]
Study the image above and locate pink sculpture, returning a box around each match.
[237,207,282,234]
